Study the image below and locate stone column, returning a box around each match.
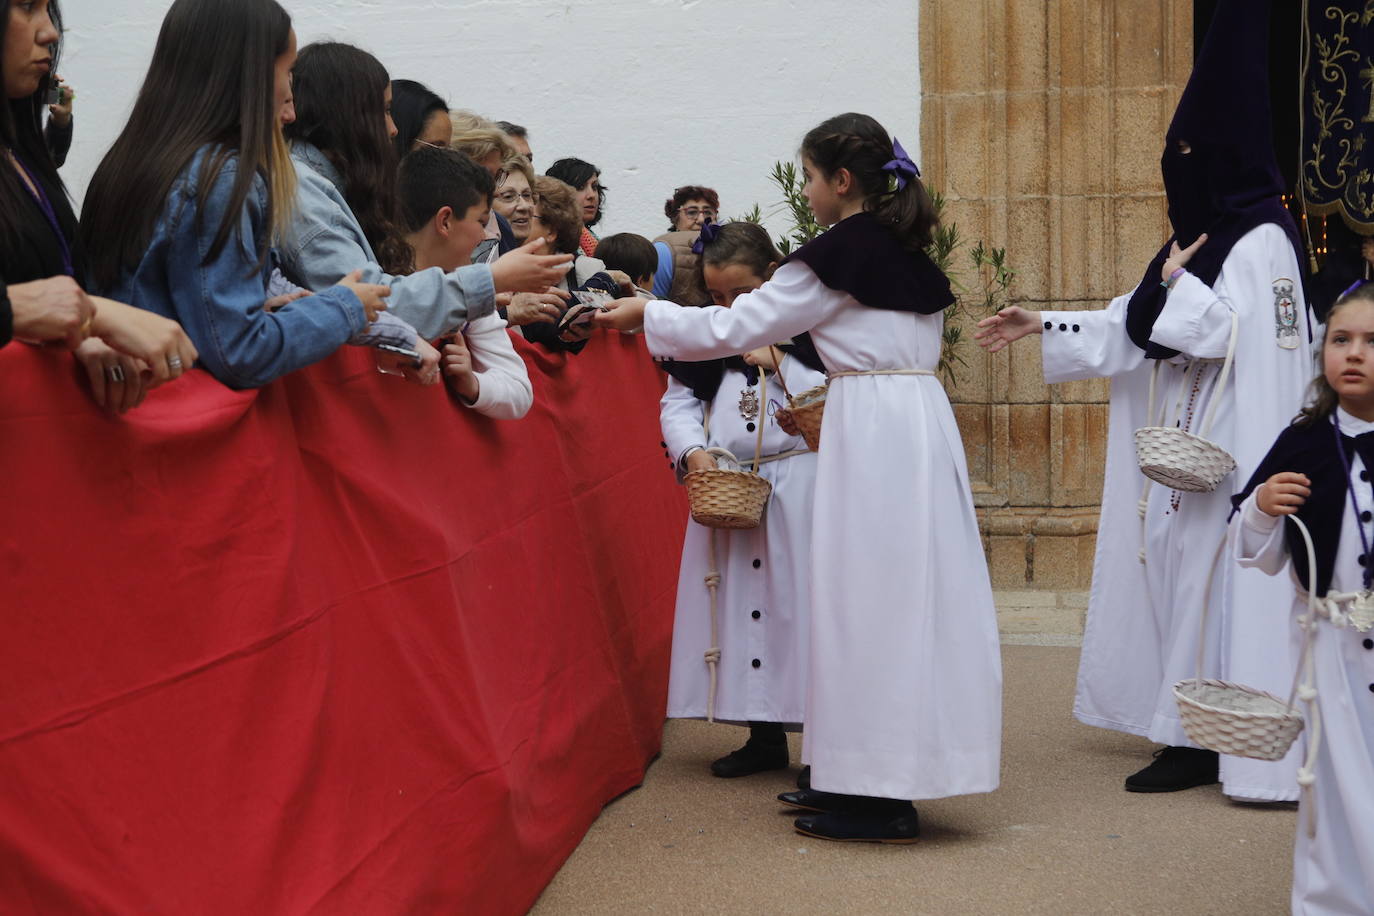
[919,1,1193,619]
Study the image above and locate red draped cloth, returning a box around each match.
[0,334,684,914]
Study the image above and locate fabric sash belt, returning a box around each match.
[827,368,935,380]
[740,448,810,470]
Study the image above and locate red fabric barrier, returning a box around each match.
[0,333,685,914]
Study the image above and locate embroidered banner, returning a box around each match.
[1303,1,1374,231]
[0,335,685,914]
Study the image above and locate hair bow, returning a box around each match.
[691,221,722,254]
[882,137,921,191]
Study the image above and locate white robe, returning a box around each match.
[645,261,1002,800]
[660,358,825,725]
[1041,223,1316,800]
[1234,407,1374,915]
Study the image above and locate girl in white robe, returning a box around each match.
[597,113,1002,844]
[1232,286,1374,915]
[659,222,826,777]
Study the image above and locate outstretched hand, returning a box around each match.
[591,297,648,332]
[973,306,1043,354]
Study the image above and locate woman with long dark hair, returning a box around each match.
[81,0,387,391]
[545,157,604,257]
[278,42,569,341]
[390,78,450,156]
[2,0,195,410]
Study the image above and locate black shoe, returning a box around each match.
[710,739,789,778]
[793,807,920,844]
[777,788,853,813]
[1124,746,1219,793]
[797,765,811,790]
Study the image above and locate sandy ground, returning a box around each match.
[532,645,1295,915]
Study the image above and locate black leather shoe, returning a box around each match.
[777,788,853,813]
[793,808,920,844]
[710,739,788,778]
[1124,746,1219,793]
[797,765,811,790]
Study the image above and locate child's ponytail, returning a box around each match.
[800,112,939,253]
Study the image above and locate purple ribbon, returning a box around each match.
[691,221,722,255]
[882,136,921,191]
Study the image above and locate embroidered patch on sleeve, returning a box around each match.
[1273,278,1299,349]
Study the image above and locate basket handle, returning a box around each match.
[1196,311,1239,440]
[1285,513,1323,839]
[1190,532,1230,689]
[751,366,768,469]
[769,346,792,400]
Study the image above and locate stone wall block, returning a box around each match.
[1050,402,1109,507]
[1113,196,1171,291]
[1054,0,1109,90]
[989,534,1030,588]
[1029,533,1087,589]
[1008,403,1051,506]
[1056,90,1112,197]
[1111,87,1170,195]
[1007,195,1051,301]
[1111,2,1167,88]
[1006,325,1051,404]
[954,402,993,488]
[935,3,991,93]
[1004,0,1048,91]
[1006,92,1050,197]
[942,94,994,201]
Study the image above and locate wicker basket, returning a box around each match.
[788,386,827,452]
[685,447,772,529]
[1135,429,1236,492]
[1135,312,1238,493]
[1174,678,1304,760]
[1173,515,1312,761]
[767,349,827,453]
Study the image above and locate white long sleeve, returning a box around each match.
[1039,291,1146,384]
[659,377,707,483]
[1232,489,1290,577]
[644,262,848,361]
[1151,224,1294,359]
[464,313,533,420]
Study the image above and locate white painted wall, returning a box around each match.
[58,0,921,242]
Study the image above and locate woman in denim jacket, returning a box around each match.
[80,0,389,390]
[278,42,572,343]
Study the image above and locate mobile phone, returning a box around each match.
[376,343,422,367]
[43,85,60,106]
[556,303,605,334]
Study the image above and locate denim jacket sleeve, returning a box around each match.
[162,159,367,389]
[278,164,496,340]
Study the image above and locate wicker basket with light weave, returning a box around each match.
[683,365,773,529]
[1134,313,1238,493]
[769,348,826,452]
[1173,514,1314,761]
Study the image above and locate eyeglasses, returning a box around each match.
[677,207,715,219]
[494,189,538,205]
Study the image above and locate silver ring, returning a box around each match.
[107,365,126,383]
[168,355,184,371]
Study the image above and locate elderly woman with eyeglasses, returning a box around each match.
[651,185,721,303]
[664,185,719,233]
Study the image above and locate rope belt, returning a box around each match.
[827,368,935,380]
[741,448,811,470]
[1296,588,1370,624]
